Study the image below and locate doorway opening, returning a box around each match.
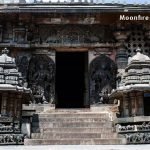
[56,52,88,108]
[144,93,150,116]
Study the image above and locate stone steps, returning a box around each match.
[39,127,114,133]
[25,110,126,145]
[31,132,118,139]
[36,113,109,118]
[24,138,126,145]
[32,121,112,128]
[33,117,109,122]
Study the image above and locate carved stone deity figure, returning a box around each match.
[90,54,117,104]
[28,55,55,104]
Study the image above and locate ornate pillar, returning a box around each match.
[114,25,130,72]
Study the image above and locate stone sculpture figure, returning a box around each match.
[28,55,55,104]
[90,54,117,104]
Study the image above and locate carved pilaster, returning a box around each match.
[114,25,130,71]
[1,93,7,116]
[136,92,144,116]
[129,92,137,117]
[122,93,129,117]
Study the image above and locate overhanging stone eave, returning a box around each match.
[1,4,150,13]
[0,84,31,93]
[110,86,150,98]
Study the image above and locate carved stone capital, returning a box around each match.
[114,31,130,43]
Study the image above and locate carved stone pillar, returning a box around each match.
[136,92,144,116]
[129,92,137,117]
[123,93,129,117]
[114,26,130,72]
[1,93,7,116]
[8,93,15,117]
[15,93,22,119]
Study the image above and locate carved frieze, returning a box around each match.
[116,122,150,144]
[39,25,115,44]
[0,23,115,46]
[0,134,24,145]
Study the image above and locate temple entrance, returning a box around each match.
[56,52,88,108]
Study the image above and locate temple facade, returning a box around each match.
[0,0,150,145]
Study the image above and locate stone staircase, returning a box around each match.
[24,108,126,145]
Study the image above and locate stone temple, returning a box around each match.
[0,0,150,145]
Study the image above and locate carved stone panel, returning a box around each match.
[28,54,55,104]
[38,25,115,44]
[90,54,117,104]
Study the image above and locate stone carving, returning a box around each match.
[0,134,24,145]
[13,23,27,44]
[124,133,150,144]
[0,121,20,133]
[0,123,13,132]
[39,25,114,44]
[14,123,21,133]
[0,117,13,123]
[27,24,40,43]
[90,54,117,104]
[116,122,150,133]
[16,55,30,86]
[116,124,135,132]
[0,23,115,45]
[2,23,13,43]
[28,55,55,104]
[116,122,150,143]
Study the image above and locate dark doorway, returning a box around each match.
[144,93,150,116]
[56,52,87,108]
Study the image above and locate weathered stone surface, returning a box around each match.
[24,138,126,145]
[31,132,118,139]
[38,127,113,133]
[25,109,126,145]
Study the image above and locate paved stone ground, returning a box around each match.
[0,145,150,150]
